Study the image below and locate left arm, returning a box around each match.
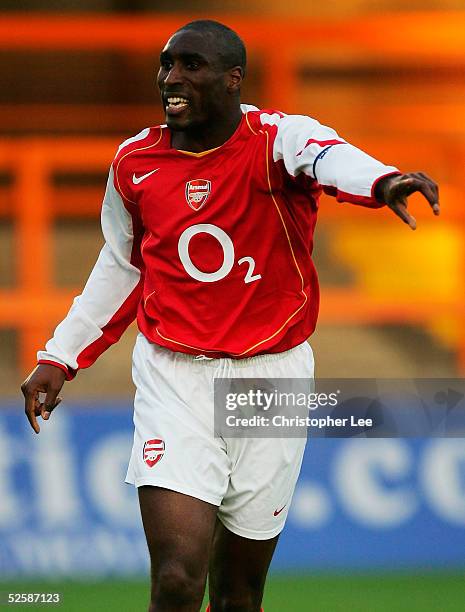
[264,112,439,226]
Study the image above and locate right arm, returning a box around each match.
[21,164,145,432]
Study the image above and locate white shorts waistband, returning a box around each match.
[140,335,310,368]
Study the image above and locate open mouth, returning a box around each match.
[165,96,189,116]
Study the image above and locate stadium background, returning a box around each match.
[1,1,464,610]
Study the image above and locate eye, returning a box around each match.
[186,61,201,71]
[160,60,173,71]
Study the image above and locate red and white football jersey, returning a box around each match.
[38,105,399,378]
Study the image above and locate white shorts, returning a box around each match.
[126,333,314,540]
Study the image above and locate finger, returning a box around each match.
[417,173,440,214]
[43,387,60,420]
[34,398,42,417]
[390,200,417,230]
[397,177,439,215]
[43,397,62,420]
[413,178,439,213]
[24,389,40,434]
[416,171,437,194]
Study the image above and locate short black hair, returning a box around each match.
[177,20,246,75]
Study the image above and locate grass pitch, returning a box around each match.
[1,573,464,611]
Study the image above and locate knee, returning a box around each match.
[151,562,206,609]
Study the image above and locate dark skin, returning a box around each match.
[138,487,277,612]
[21,26,440,612]
[157,29,243,152]
[21,363,65,434]
[375,171,440,230]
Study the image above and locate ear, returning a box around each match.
[227,67,243,94]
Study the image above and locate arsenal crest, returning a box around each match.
[143,438,165,468]
[185,179,211,211]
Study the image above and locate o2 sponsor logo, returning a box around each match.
[178,223,261,285]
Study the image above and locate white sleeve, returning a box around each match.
[262,113,399,207]
[37,166,144,378]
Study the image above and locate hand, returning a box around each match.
[21,364,66,434]
[375,172,440,230]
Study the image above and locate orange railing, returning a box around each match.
[1,11,465,121]
[1,12,465,373]
[0,139,114,370]
[2,137,464,373]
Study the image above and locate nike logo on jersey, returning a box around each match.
[132,169,160,184]
[273,505,286,516]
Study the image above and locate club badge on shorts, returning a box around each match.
[185,179,211,211]
[143,438,165,468]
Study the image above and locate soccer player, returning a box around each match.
[21,19,439,612]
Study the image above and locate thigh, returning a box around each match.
[209,520,278,611]
[139,486,218,604]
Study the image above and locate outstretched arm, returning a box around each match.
[263,112,439,221]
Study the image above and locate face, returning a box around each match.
[157,29,240,131]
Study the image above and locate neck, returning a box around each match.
[171,106,242,153]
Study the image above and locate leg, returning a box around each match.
[208,343,314,610]
[139,486,218,612]
[208,520,278,611]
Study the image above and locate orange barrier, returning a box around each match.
[2,137,464,374]
[1,12,464,373]
[0,139,114,370]
[1,11,465,114]
[1,12,464,56]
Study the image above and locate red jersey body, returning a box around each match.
[38,106,398,377]
[117,112,319,357]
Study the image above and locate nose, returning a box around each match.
[163,63,184,87]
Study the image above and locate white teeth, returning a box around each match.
[167,97,188,106]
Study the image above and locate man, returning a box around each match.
[21,19,439,612]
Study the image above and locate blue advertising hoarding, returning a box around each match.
[0,402,464,577]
